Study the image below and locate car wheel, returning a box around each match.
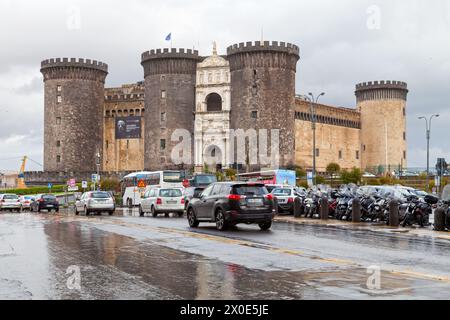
[177,212,184,218]
[215,209,227,231]
[19,206,23,213]
[139,205,144,217]
[187,208,199,228]
[151,206,157,217]
[74,205,79,216]
[127,199,133,208]
[84,206,89,216]
[109,211,114,216]
[259,221,272,231]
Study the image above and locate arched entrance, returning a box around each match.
[203,145,223,172]
[206,93,222,112]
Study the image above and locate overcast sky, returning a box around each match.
[0,0,449,171]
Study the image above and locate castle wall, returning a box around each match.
[295,99,361,172]
[227,41,300,170]
[103,84,145,172]
[40,58,107,172]
[356,81,408,173]
[141,49,200,171]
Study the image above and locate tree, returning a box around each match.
[326,163,341,178]
[295,166,306,179]
[224,168,237,181]
[100,178,120,192]
[341,168,362,185]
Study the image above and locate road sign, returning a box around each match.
[137,179,146,188]
[307,171,313,187]
[82,181,88,189]
[68,186,79,192]
[67,179,76,187]
[48,183,53,189]
[91,174,100,183]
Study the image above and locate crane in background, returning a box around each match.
[17,156,28,189]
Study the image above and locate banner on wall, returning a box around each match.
[115,116,141,139]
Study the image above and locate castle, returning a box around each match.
[39,40,408,179]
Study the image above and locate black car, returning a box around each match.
[186,182,274,231]
[30,194,59,213]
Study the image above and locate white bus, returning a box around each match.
[121,171,186,207]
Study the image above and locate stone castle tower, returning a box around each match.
[227,41,300,169]
[356,81,408,173]
[141,49,201,171]
[40,58,108,172]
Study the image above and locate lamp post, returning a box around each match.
[418,114,439,190]
[304,92,325,185]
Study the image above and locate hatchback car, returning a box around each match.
[0,194,22,212]
[74,191,115,216]
[30,194,59,213]
[271,187,300,214]
[183,187,205,211]
[140,188,185,217]
[20,196,35,211]
[186,182,275,231]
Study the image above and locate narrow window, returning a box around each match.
[57,95,62,103]
[403,151,406,159]
[316,148,320,157]
[106,140,109,150]
[56,155,61,163]
[251,111,258,119]
[127,140,129,149]
[160,139,166,151]
[56,117,61,125]
[161,112,166,122]
[356,150,360,160]
[339,150,343,159]
[56,140,61,147]
[403,132,406,140]
[161,90,166,99]
[57,85,62,92]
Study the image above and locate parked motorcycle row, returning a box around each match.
[282,184,442,229]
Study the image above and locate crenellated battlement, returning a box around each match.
[226,41,300,57]
[355,80,408,102]
[141,48,200,62]
[355,80,408,91]
[105,93,145,101]
[41,58,108,73]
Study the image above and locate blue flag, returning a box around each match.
[165,33,171,41]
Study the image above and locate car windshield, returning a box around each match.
[233,185,268,196]
[272,188,292,196]
[91,192,110,199]
[43,195,56,201]
[159,189,182,197]
[195,175,217,184]
[4,194,18,200]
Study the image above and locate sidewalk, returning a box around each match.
[274,215,450,242]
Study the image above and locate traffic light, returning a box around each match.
[436,158,448,176]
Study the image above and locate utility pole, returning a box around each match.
[418,114,439,191]
[306,92,325,185]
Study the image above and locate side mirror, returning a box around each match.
[75,196,81,201]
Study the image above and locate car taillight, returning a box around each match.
[288,197,294,203]
[38,199,44,203]
[1,200,5,203]
[228,194,241,201]
[156,198,162,205]
[265,194,273,201]
[181,198,185,204]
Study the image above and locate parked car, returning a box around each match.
[264,184,284,193]
[74,191,115,216]
[140,188,185,217]
[20,195,35,211]
[271,187,299,215]
[188,174,217,188]
[183,187,205,212]
[186,182,275,231]
[0,194,22,212]
[30,194,59,213]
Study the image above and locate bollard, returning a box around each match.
[294,197,302,218]
[352,198,361,223]
[273,197,279,215]
[434,207,446,231]
[320,197,329,220]
[389,199,400,227]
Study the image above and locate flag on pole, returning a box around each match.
[165,33,172,41]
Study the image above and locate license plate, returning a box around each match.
[278,199,287,204]
[247,198,263,206]
[167,201,177,204]
[47,205,54,208]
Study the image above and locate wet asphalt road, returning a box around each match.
[1,209,450,300]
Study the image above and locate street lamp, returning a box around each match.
[418,114,439,190]
[306,92,325,185]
